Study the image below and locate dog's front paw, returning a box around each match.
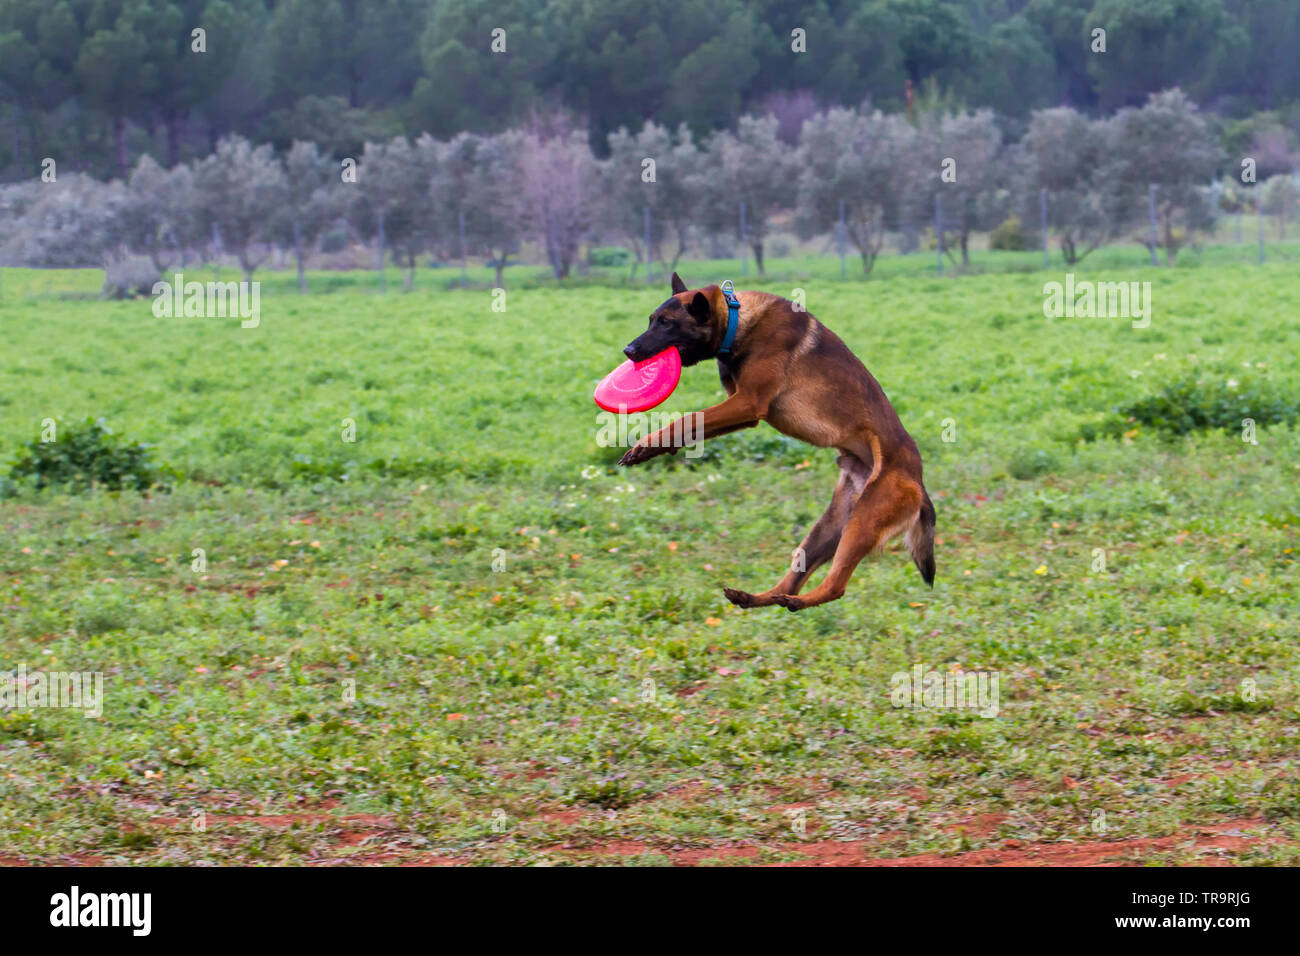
[723,587,756,608]
[618,442,662,466]
[771,594,805,612]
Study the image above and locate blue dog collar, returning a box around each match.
[719,279,740,355]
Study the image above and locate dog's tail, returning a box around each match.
[906,490,936,588]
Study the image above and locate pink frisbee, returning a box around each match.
[594,347,682,413]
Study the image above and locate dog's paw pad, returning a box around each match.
[723,587,753,608]
[618,444,654,467]
[772,594,803,612]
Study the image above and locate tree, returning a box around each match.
[0,174,127,268]
[796,107,923,274]
[266,0,426,111]
[75,0,159,178]
[412,0,552,137]
[604,121,705,275]
[1087,0,1245,111]
[274,140,334,292]
[874,0,978,90]
[974,14,1056,116]
[1260,174,1297,239]
[149,0,246,167]
[550,0,761,149]
[924,109,1003,268]
[1220,0,1300,109]
[266,95,404,160]
[434,131,527,287]
[191,135,288,280]
[0,0,90,174]
[519,122,598,280]
[699,114,796,274]
[1022,0,1097,109]
[1246,125,1299,182]
[1106,89,1223,264]
[747,1,906,112]
[1020,106,1120,265]
[123,154,197,268]
[350,135,441,291]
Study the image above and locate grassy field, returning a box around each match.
[1,253,1298,866]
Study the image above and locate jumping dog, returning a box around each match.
[618,273,936,611]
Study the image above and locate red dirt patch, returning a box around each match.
[557,817,1282,867]
[942,812,1007,839]
[850,819,1275,867]
[539,809,584,825]
[151,811,393,829]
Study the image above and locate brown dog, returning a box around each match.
[617,273,935,611]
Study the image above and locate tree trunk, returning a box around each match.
[1062,235,1077,265]
[166,112,184,168]
[294,220,307,293]
[113,116,128,179]
[960,230,969,268]
[149,243,172,272]
[404,252,415,292]
[751,240,765,275]
[494,257,505,288]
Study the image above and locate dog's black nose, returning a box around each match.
[623,345,637,359]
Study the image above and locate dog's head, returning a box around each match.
[622,273,716,367]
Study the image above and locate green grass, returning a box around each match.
[1,256,1298,865]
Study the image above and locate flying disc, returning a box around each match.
[593,346,682,413]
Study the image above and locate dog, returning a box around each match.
[617,273,935,611]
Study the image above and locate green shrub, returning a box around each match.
[988,215,1029,251]
[4,418,174,494]
[101,257,163,299]
[588,246,632,267]
[1097,378,1300,438]
[319,226,350,253]
[1008,445,1059,480]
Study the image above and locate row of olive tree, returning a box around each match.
[799,89,1234,272]
[1,89,1285,286]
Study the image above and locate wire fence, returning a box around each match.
[2,179,1298,302]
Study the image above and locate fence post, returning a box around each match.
[294,219,306,294]
[1040,188,1049,268]
[837,199,846,280]
[376,209,387,293]
[643,205,652,284]
[1257,193,1265,264]
[935,193,943,275]
[739,200,748,278]
[458,208,468,286]
[1147,183,1159,266]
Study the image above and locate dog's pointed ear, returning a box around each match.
[687,291,712,324]
[670,272,688,295]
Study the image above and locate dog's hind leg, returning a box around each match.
[724,454,869,608]
[771,470,923,612]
